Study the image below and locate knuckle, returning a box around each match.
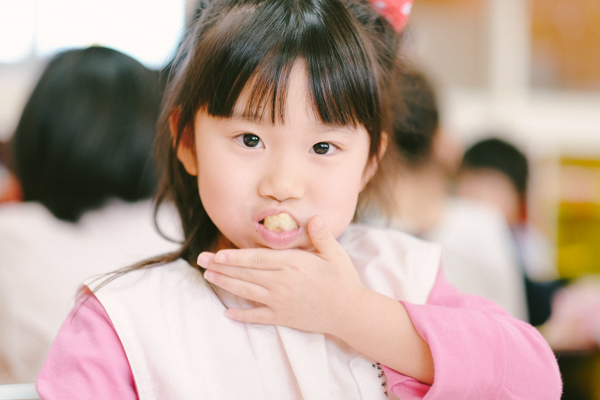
[314,228,330,242]
[236,266,249,280]
[251,253,264,269]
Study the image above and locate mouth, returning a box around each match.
[260,212,299,232]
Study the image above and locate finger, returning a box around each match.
[307,215,342,258]
[197,252,216,269]
[225,306,276,325]
[204,260,273,287]
[212,248,286,270]
[203,269,269,303]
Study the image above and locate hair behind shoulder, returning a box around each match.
[11,46,161,222]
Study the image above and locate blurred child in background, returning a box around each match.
[363,68,528,320]
[457,137,600,399]
[0,46,180,383]
[457,137,565,326]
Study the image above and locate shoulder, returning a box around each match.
[79,199,177,235]
[89,259,200,294]
[428,197,513,245]
[0,202,74,258]
[88,259,211,318]
[340,223,442,261]
[0,201,60,230]
[87,259,214,348]
[339,224,441,304]
[442,197,509,229]
[36,290,138,400]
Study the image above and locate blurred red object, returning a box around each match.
[368,0,413,32]
[0,171,22,203]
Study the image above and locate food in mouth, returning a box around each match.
[262,213,299,232]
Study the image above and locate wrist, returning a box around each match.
[325,287,382,342]
[324,290,434,385]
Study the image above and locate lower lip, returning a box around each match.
[256,222,303,248]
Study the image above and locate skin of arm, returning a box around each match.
[331,286,435,385]
[199,215,435,385]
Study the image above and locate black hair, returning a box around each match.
[11,46,161,222]
[390,67,439,166]
[461,137,529,196]
[147,0,402,272]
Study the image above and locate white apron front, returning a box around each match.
[91,224,441,400]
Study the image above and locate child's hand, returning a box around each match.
[197,215,368,336]
[199,215,435,384]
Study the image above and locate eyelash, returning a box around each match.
[235,133,339,155]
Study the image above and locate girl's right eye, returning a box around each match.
[236,133,263,148]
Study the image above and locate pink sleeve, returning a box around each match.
[36,289,138,400]
[384,270,563,400]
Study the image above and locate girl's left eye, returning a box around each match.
[311,142,338,155]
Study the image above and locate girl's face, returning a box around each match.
[177,63,378,251]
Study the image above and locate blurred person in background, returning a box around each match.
[457,137,565,327]
[457,138,600,399]
[363,67,528,321]
[0,46,180,384]
[540,274,600,352]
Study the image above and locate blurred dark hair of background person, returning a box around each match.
[459,138,529,226]
[391,67,442,169]
[10,46,160,222]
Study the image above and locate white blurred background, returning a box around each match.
[0,0,189,142]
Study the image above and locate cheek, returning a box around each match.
[315,164,366,234]
[196,152,246,217]
[196,166,251,249]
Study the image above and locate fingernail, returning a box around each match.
[198,254,209,267]
[215,252,226,264]
[204,270,215,282]
[313,216,324,230]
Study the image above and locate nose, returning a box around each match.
[257,154,305,202]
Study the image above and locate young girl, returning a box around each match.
[37,0,561,398]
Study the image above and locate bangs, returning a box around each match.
[179,0,381,143]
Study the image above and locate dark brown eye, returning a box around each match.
[242,134,261,147]
[313,142,330,155]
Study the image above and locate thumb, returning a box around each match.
[307,215,340,257]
